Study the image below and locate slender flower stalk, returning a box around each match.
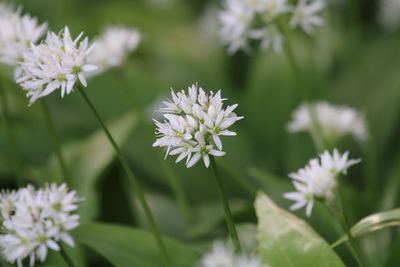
[275,20,327,151]
[333,187,366,267]
[16,26,171,267]
[210,156,242,252]
[40,99,69,182]
[77,86,171,267]
[0,79,23,186]
[59,245,76,267]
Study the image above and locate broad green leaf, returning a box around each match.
[45,111,137,222]
[255,192,345,267]
[73,223,199,267]
[332,209,400,248]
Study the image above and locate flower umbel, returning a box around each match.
[287,101,368,143]
[218,0,325,54]
[0,5,47,77]
[198,241,261,267]
[88,26,141,75]
[284,149,360,216]
[153,84,243,168]
[0,183,80,267]
[17,26,97,105]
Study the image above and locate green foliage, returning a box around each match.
[255,192,345,267]
[73,223,199,267]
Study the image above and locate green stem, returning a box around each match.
[0,80,23,186]
[40,99,68,183]
[210,156,242,252]
[335,188,366,267]
[275,21,327,152]
[59,245,76,267]
[77,86,171,267]
[218,159,257,197]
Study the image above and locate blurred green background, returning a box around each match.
[1,0,400,266]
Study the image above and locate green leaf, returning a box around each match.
[332,209,400,248]
[255,192,345,267]
[45,111,137,222]
[73,223,199,267]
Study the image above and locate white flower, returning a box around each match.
[88,26,141,75]
[198,241,261,267]
[284,149,360,216]
[290,0,325,35]
[249,25,283,53]
[252,0,290,18]
[153,84,243,168]
[287,101,368,142]
[0,6,47,78]
[320,149,361,175]
[378,0,400,31]
[16,26,97,105]
[0,183,81,267]
[219,0,254,54]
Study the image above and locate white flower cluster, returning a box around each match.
[219,0,325,54]
[287,101,368,142]
[283,149,360,216]
[16,26,97,105]
[198,241,261,267]
[0,5,47,78]
[153,84,243,168]
[0,183,80,267]
[88,26,141,76]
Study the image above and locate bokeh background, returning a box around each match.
[1,0,400,266]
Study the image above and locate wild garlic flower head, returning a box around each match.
[0,6,47,78]
[88,26,141,75]
[378,0,400,31]
[16,26,97,105]
[218,0,325,54]
[0,183,80,267]
[284,149,360,216]
[199,241,261,267]
[153,84,243,168]
[219,0,254,54]
[287,101,368,143]
[290,0,325,35]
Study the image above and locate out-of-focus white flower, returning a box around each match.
[249,25,283,52]
[217,0,326,54]
[290,0,325,35]
[0,183,80,267]
[251,0,290,18]
[16,26,97,105]
[88,26,141,75]
[287,101,368,142]
[198,241,261,267]
[378,0,400,31]
[0,6,47,78]
[0,3,14,17]
[219,0,254,54]
[284,149,360,216]
[153,83,243,168]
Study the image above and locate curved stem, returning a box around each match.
[77,86,171,267]
[40,99,68,183]
[210,156,242,252]
[275,21,327,152]
[335,188,366,267]
[59,245,76,267]
[0,80,23,186]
